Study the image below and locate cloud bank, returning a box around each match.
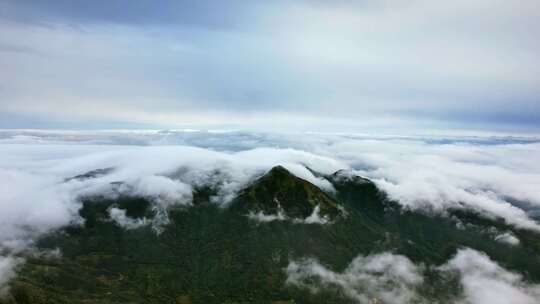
[287,248,540,303]
[108,207,148,230]
[1,130,540,294]
[247,202,331,225]
[0,256,21,296]
[286,252,424,304]
[0,136,344,254]
[440,248,540,304]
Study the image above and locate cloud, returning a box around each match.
[1,1,539,131]
[302,205,330,224]
[117,175,193,206]
[1,129,539,234]
[247,202,331,224]
[286,252,424,304]
[0,138,346,291]
[0,137,345,254]
[287,248,540,303]
[0,168,80,249]
[494,232,520,246]
[247,211,287,223]
[440,248,540,304]
[1,130,540,293]
[108,207,148,230]
[0,0,259,29]
[247,197,288,223]
[313,136,540,231]
[0,255,22,296]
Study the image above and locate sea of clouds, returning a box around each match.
[1,129,540,301]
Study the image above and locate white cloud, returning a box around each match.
[440,248,540,304]
[2,130,540,232]
[0,168,80,247]
[1,130,540,239]
[0,255,22,296]
[247,202,331,225]
[0,137,345,260]
[0,140,346,289]
[1,130,540,292]
[246,197,287,223]
[119,175,193,206]
[313,137,540,231]
[494,232,520,246]
[108,208,148,230]
[286,252,424,304]
[301,205,330,225]
[286,248,540,303]
[247,211,287,223]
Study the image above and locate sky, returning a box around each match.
[1,0,539,133]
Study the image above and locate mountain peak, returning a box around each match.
[330,169,372,185]
[231,166,340,220]
[268,165,289,173]
[328,169,389,218]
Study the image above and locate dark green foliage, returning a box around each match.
[329,170,540,276]
[2,166,540,303]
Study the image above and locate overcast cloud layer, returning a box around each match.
[1,0,539,131]
[1,129,540,234]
